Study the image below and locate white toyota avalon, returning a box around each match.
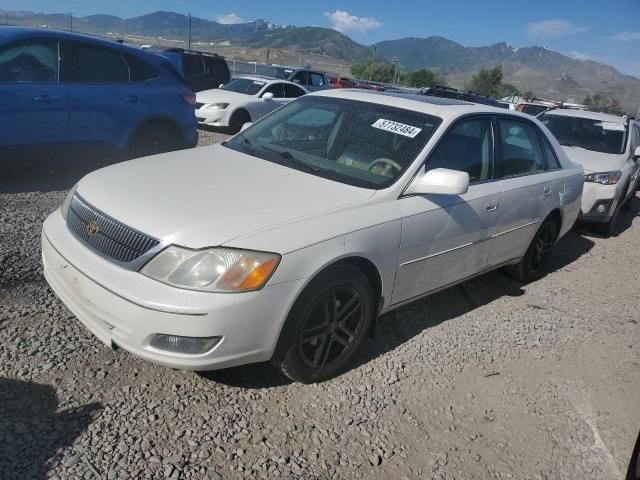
[42,90,584,383]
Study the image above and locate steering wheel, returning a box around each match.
[368,158,403,178]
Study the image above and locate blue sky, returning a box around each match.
[4,0,640,76]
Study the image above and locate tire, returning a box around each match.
[505,218,558,283]
[272,264,375,383]
[229,110,250,134]
[130,123,182,159]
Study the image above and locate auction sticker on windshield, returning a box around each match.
[371,119,422,138]
[599,122,626,132]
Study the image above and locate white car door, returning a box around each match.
[625,123,640,198]
[488,117,557,266]
[256,83,290,120]
[392,116,503,305]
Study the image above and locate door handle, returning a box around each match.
[125,96,144,102]
[34,95,60,103]
[543,186,552,196]
[485,202,498,212]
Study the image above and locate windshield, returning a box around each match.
[221,78,266,95]
[224,96,441,189]
[261,66,293,80]
[539,113,628,155]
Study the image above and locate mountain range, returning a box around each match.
[6,10,640,110]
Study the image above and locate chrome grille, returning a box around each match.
[66,194,161,268]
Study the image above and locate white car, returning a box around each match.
[195,75,307,132]
[42,90,583,383]
[539,109,640,236]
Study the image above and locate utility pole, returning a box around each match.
[265,33,271,64]
[187,13,192,49]
[369,46,377,81]
[68,12,73,32]
[392,59,400,85]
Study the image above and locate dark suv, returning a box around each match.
[0,27,198,160]
[160,49,231,92]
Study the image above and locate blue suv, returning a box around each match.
[0,27,198,159]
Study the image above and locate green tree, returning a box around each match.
[465,65,504,97]
[497,83,519,98]
[583,94,623,114]
[350,59,396,83]
[403,69,447,88]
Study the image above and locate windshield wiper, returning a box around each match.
[278,151,321,172]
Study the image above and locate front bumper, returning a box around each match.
[41,211,304,371]
[579,182,620,222]
[195,108,232,127]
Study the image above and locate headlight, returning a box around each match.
[205,103,229,110]
[141,246,280,293]
[60,183,78,220]
[584,171,621,185]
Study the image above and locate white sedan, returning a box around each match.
[195,75,307,132]
[42,90,584,383]
[539,109,640,236]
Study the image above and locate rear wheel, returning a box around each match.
[130,123,182,159]
[505,218,558,282]
[272,264,374,383]
[229,110,250,134]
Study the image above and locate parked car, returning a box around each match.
[42,89,583,383]
[515,101,552,116]
[328,76,357,88]
[421,86,509,109]
[195,75,307,132]
[0,27,198,159]
[539,109,640,236]
[261,65,329,91]
[158,48,230,92]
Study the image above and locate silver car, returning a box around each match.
[42,90,584,383]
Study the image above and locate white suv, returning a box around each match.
[539,109,640,236]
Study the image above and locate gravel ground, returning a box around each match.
[1,133,639,480]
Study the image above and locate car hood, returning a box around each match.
[561,146,625,173]
[75,144,375,250]
[196,89,254,105]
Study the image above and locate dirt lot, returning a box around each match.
[1,131,639,480]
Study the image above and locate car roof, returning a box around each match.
[310,88,523,119]
[542,108,627,124]
[0,26,143,54]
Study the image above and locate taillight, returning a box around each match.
[182,93,196,106]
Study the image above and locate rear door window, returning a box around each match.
[540,135,561,170]
[497,119,546,177]
[125,54,158,82]
[61,42,129,83]
[284,83,305,98]
[0,39,58,83]
[182,53,204,75]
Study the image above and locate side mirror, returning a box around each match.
[634,146,640,160]
[262,92,274,101]
[240,122,253,132]
[405,168,469,196]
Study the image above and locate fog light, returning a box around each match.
[149,334,221,355]
[596,204,606,213]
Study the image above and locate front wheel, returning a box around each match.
[130,123,182,159]
[505,218,558,282]
[272,264,375,383]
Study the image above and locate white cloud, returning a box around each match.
[569,51,590,61]
[216,13,244,25]
[324,10,381,33]
[526,19,586,39]
[611,31,640,43]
